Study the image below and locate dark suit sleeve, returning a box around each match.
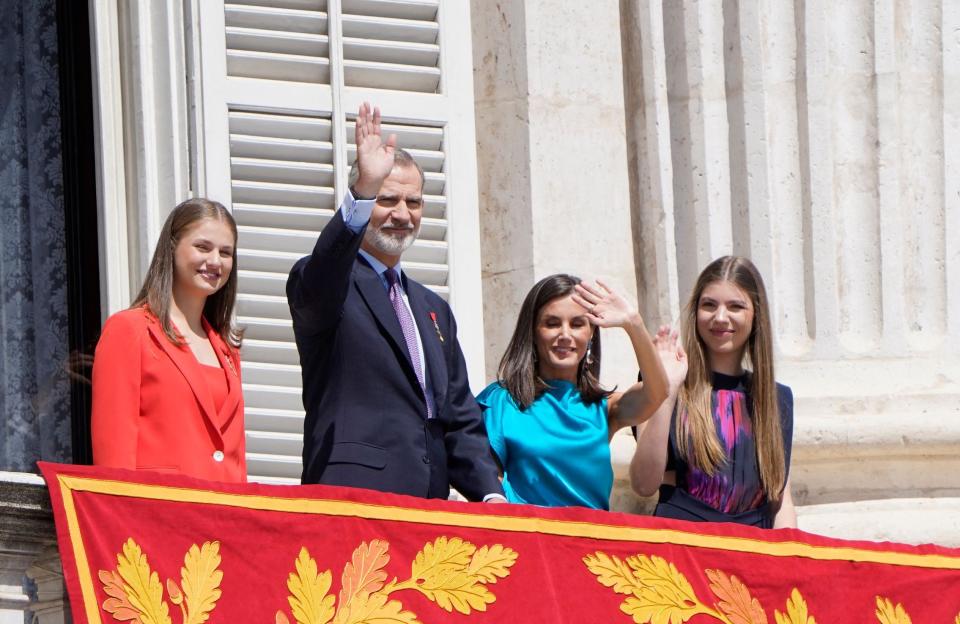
[286,207,364,336]
[441,312,505,501]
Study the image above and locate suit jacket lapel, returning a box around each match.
[407,282,448,416]
[207,319,242,431]
[353,259,417,376]
[147,320,224,444]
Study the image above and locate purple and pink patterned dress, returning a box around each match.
[654,371,793,528]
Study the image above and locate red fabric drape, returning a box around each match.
[40,462,960,624]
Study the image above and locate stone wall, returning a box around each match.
[471,0,960,545]
[0,473,66,623]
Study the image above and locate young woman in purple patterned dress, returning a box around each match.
[630,256,796,528]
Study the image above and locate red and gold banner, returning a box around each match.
[41,462,960,623]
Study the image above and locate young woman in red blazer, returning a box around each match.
[92,198,246,482]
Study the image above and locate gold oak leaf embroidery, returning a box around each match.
[585,553,822,624]
[334,539,390,620]
[582,552,641,596]
[628,553,714,623]
[278,545,410,624]
[466,544,519,583]
[706,568,768,624]
[110,538,172,624]
[167,580,184,607]
[333,590,421,624]
[278,537,517,623]
[409,536,475,582]
[99,540,223,624]
[99,569,141,622]
[417,568,494,615]
[585,552,940,624]
[276,548,335,624]
[875,597,913,624]
[584,551,713,624]
[773,589,816,624]
[176,541,223,624]
[286,547,336,624]
[401,537,500,614]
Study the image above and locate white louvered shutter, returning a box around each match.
[341,0,441,92]
[347,120,450,293]
[196,0,484,484]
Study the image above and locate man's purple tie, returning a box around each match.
[385,269,432,419]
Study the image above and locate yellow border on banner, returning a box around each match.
[57,475,104,624]
[56,472,960,619]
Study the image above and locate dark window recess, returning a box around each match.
[57,0,101,465]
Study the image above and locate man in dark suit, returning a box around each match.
[287,102,504,502]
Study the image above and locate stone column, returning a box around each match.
[471,0,640,387]
[0,474,67,623]
[617,0,960,542]
[474,0,960,544]
[26,549,67,624]
[91,0,192,311]
[471,0,535,380]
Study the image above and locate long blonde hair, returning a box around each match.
[674,256,785,502]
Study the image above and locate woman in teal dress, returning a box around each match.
[478,274,668,509]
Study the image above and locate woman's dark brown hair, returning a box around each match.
[131,198,242,347]
[497,274,611,410]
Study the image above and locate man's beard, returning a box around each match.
[364,223,419,256]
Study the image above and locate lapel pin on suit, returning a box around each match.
[223,348,238,377]
[429,312,444,343]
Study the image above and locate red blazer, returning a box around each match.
[91,307,246,482]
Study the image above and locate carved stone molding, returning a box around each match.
[0,473,67,623]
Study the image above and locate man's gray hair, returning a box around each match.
[348,148,425,192]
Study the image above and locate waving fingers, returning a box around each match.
[570,292,599,319]
[594,278,616,295]
[372,104,381,136]
[576,280,607,301]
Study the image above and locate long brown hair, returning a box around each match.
[131,198,243,347]
[674,256,785,502]
[497,274,611,410]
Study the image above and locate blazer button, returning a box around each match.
[213,450,225,462]
[422,455,431,464]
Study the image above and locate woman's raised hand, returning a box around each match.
[654,325,688,389]
[573,279,640,329]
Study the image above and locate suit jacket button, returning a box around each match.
[213,450,225,462]
[422,455,431,464]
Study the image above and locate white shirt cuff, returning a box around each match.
[482,493,508,503]
[342,189,376,234]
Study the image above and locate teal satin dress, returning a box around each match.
[478,380,612,510]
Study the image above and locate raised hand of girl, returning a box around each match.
[654,325,688,390]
